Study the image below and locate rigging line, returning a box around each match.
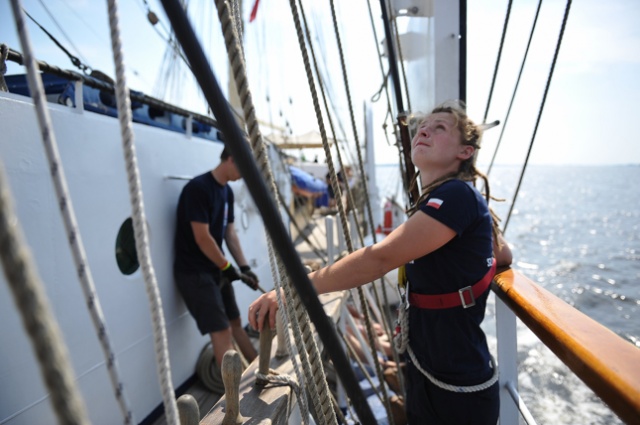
[52,0,149,88]
[482,0,513,124]
[486,0,543,179]
[366,0,396,120]
[214,2,322,422]
[36,0,91,66]
[329,0,398,334]
[337,327,388,407]
[503,0,573,235]
[56,0,103,41]
[276,186,329,264]
[307,10,353,164]
[21,8,91,73]
[106,0,179,423]
[327,2,395,423]
[297,0,367,253]
[342,3,400,350]
[8,2,109,424]
[280,0,377,421]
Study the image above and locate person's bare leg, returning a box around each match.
[209,327,234,368]
[230,317,257,362]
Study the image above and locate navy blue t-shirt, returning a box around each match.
[173,172,235,273]
[405,179,494,385]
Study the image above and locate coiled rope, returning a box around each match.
[10,1,134,423]
[105,1,178,424]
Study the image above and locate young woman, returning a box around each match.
[249,102,512,424]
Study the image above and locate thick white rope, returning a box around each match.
[0,165,89,425]
[105,1,178,423]
[290,0,395,421]
[267,238,310,424]
[214,0,331,422]
[394,303,499,393]
[10,1,135,423]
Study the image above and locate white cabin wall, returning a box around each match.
[434,0,461,105]
[400,0,460,113]
[0,90,281,424]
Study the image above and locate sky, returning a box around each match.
[1,0,639,166]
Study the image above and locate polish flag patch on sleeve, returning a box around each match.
[426,198,444,209]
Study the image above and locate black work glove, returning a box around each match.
[239,265,259,290]
[221,264,241,283]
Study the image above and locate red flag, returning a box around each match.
[249,0,261,22]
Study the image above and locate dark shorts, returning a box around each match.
[174,271,240,335]
[405,360,499,425]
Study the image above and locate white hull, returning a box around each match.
[0,91,287,424]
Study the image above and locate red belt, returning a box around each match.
[408,259,496,309]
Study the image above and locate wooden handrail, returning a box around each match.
[492,268,640,424]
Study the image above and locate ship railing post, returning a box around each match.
[185,114,193,139]
[73,80,84,114]
[495,294,521,424]
[326,215,335,265]
[337,215,346,255]
[348,210,359,249]
[337,302,349,412]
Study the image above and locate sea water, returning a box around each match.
[375,164,640,425]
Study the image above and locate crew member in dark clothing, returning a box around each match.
[249,102,513,424]
[174,147,259,370]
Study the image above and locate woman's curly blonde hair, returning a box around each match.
[406,101,504,248]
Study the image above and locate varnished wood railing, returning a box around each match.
[492,268,640,424]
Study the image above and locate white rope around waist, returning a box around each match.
[406,346,499,393]
[393,301,499,393]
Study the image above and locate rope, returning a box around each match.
[0,163,89,425]
[503,0,573,234]
[213,0,323,422]
[10,1,135,422]
[276,187,328,264]
[482,0,513,124]
[339,328,386,406]
[255,370,300,391]
[328,2,395,422]
[267,240,310,424]
[393,303,499,393]
[406,347,499,393]
[158,0,375,421]
[22,8,91,74]
[486,0,543,178]
[295,0,364,250]
[105,1,178,424]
